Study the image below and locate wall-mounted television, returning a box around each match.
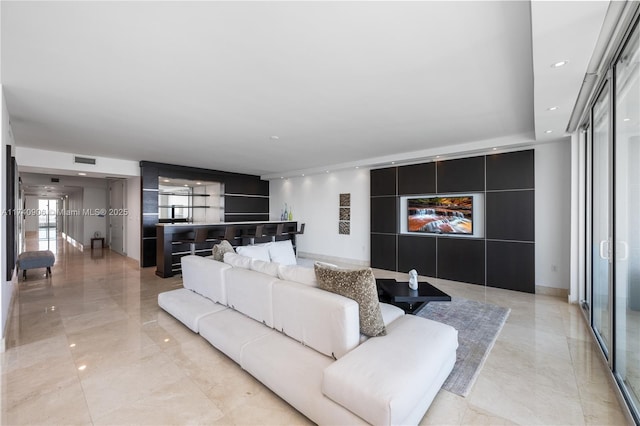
[407,196,473,234]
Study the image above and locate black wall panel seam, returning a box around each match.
[486,188,535,193]
[486,239,535,243]
[225,193,270,198]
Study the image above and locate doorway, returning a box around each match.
[37,199,58,251]
[109,180,126,256]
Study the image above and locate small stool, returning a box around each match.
[91,237,105,251]
[17,250,55,279]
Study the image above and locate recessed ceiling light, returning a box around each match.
[492,148,497,151]
[545,130,553,134]
[355,166,359,169]
[78,365,87,371]
[325,170,329,173]
[623,118,631,122]
[270,136,280,141]
[547,106,559,111]
[551,60,569,68]
[436,156,441,159]
[280,176,284,179]
[78,172,87,176]
[302,174,305,177]
[391,161,396,165]
[196,182,202,185]
[69,343,76,348]
[163,179,170,183]
[183,184,189,187]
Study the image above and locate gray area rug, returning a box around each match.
[415,297,510,397]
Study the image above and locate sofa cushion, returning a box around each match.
[235,244,270,262]
[268,240,297,265]
[225,267,278,327]
[240,332,367,425]
[223,252,252,269]
[380,302,405,326]
[157,288,227,333]
[181,255,231,304]
[250,258,280,277]
[273,280,360,359]
[314,264,386,337]
[322,315,458,426]
[277,264,317,287]
[212,240,235,261]
[199,308,275,364]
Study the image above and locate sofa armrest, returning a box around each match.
[181,255,231,304]
[322,315,458,426]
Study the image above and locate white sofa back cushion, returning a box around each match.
[250,259,280,277]
[236,244,271,262]
[181,255,231,304]
[272,280,360,359]
[225,268,278,327]
[223,252,253,269]
[277,264,317,287]
[268,240,297,265]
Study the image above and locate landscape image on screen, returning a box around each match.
[407,196,473,234]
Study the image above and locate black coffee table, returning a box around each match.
[376,278,451,314]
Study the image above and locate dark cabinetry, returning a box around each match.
[370,149,535,293]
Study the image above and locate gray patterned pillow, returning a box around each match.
[212,240,235,261]
[314,263,386,337]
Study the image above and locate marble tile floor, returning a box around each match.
[0,235,632,425]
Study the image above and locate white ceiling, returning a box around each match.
[1,1,610,178]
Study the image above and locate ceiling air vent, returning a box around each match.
[74,156,96,165]
[51,178,60,183]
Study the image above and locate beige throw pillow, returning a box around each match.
[212,240,235,261]
[314,263,386,337]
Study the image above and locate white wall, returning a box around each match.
[83,187,108,246]
[535,140,572,290]
[16,146,140,177]
[270,169,370,264]
[1,86,17,349]
[125,177,141,262]
[24,196,39,232]
[66,190,84,245]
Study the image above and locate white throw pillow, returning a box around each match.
[235,244,271,262]
[268,240,297,266]
[277,264,317,287]
[223,252,252,269]
[250,259,280,277]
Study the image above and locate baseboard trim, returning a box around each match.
[297,252,369,268]
[535,285,569,298]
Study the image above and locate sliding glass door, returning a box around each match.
[614,21,640,416]
[592,83,612,357]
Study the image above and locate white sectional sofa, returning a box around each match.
[158,254,458,425]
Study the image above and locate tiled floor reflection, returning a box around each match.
[0,234,631,425]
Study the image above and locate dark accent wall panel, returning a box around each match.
[486,150,534,190]
[224,195,269,213]
[371,167,397,196]
[398,163,436,195]
[142,239,157,267]
[398,235,436,277]
[371,234,397,271]
[224,214,270,222]
[224,176,269,196]
[437,238,485,285]
[486,190,535,241]
[436,157,485,193]
[371,196,397,234]
[487,241,535,293]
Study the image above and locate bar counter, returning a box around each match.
[156,221,298,278]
